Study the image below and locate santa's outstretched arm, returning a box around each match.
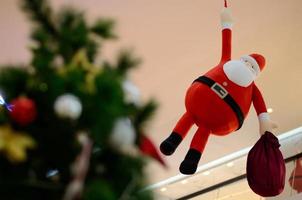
[252,85,278,135]
[220,5,233,63]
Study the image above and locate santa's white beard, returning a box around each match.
[223,60,256,87]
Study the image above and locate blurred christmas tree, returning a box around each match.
[0,0,163,199]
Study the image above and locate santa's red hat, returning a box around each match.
[240,53,266,75]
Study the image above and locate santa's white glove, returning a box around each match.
[258,113,278,135]
[221,7,233,29]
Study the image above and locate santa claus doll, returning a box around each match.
[160,3,277,175]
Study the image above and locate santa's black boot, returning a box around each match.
[160,132,182,156]
[179,149,201,175]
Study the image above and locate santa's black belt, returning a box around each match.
[193,76,244,130]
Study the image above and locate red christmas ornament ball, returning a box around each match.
[9,97,37,126]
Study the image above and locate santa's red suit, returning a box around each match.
[184,28,267,147]
[160,5,274,175]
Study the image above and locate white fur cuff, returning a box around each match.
[258,112,270,121]
[222,23,232,30]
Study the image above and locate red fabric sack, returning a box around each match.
[247,131,286,197]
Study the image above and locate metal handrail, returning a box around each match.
[145,127,302,191]
[177,152,302,200]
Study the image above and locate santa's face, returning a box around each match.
[223,59,259,87]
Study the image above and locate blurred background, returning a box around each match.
[0,0,302,199]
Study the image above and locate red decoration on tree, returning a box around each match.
[9,97,37,126]
[139,134,167,168]
[289,158,302,193]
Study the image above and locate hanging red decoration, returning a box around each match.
[289,158,302,193]
[247,132,285,197]
[159,0,277,175]
[224,0,228,8]
[139,134,167,168]
[9,97,37,126]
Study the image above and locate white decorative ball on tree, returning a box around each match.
[122,80,141,106]
[54,94,82,120]
[110,117,136,149]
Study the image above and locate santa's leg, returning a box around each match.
[179,126,210,174]
[160,112,194,156]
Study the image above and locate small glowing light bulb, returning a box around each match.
[226,162,234,167]
[0,95,5,105]
[0,94,13,111]
[202,171,210,176]
[160,187,167,192]
[181,180,188,184]
[46,169,59,178]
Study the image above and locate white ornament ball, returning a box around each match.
[54,94,82,120]
[122,80,141,106]
[110,117,135,149]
